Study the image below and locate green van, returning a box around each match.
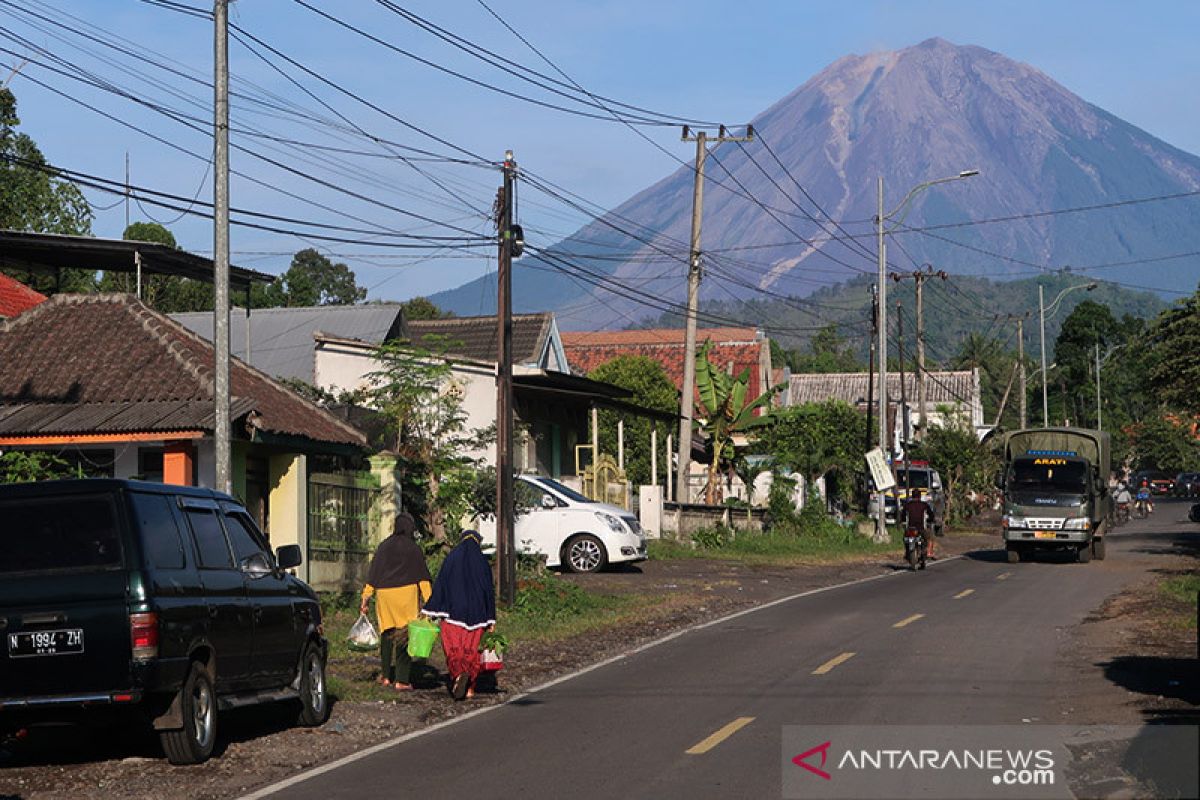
[0,479,329,764]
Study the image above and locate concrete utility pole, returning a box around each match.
[892,267,946,439]
[495,151,517,606]
[1095,342,1102,431]
[1017,317,1026,429]
[896,300,910,488]
[676,125,753,505]
[213,0,231,495]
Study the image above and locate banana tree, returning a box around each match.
[694,342,780,505]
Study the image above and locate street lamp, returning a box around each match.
[873,169,978,543]
[1038,281,1097,427]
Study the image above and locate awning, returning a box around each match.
[0,229,273,290]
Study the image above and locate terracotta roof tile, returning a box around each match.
[0,294,365,446]
[0,273,47,318]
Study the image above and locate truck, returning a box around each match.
[1000,427,1111,564]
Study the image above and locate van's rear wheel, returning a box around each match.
[563,534,607,573]
[160,663,216,765]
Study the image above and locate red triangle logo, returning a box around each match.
[792,740,833,780]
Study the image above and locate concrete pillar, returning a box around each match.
[368,452,400,548]
[638,485,664,539]
[269,453,308,582]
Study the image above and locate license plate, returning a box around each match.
[1034,531,1056,539]
[7,628,84,658]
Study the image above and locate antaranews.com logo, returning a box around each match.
[792,740,1056,787]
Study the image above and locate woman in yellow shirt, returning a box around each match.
[360,513,432,690]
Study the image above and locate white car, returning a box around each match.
[477,475,647,573]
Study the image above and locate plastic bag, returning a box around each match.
[347,613,379,651]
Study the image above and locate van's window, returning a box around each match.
[895,470,932,489]
[0,494,122,575]
[132,493,185,569]
[1010,459,1088,492]
[185,508,233,569]
[223,513,268,564]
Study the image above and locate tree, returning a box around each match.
[400,296,453,321]
[0,86,93,293]
[365,338,491,542]
[0,451,75,484]
[587,355,678,486]
[951,332,1018,428]
[1125,413,1200,473]
[1146,291,1200,417]
[789,324,863,373]
[693,342,778,504]
[252,248,366,308]
[909,413,999,523]
[757,401,865,509]
[96,222,214,312]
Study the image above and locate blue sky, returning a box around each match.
[5,0,1198,302]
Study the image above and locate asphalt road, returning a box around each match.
[256,506,1191,800]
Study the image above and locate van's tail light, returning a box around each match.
[130,612,159,660]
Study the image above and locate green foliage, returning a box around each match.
[94,222,214,312]
[1125,414,1200,472]
[365,337,493,540]
[788,324,864,373]
[0,87,94,294]
[479,630,510,654]
[251,248,366,308]
[758,401,865,507]
[908,414,999,522]
[653,518,898,564]
[766,472,799,527]
[690,526,733,549]
[1147,291,1200,417]
[587,355,677,486]
[0,451,75,484]
[693,341,779,504]
[400,296,453,320]
[509,576,609,621]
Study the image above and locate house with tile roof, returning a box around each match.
[314,312,670,482]
[788,369,984,449]
[562,326,775,405]
[0,272,46,319]
[0,294,368,573]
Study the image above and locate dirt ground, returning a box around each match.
[0,529,997,800]
[1057,520,1199,800]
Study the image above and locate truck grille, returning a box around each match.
[1025,518,1065,530]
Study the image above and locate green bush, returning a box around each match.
[691,526,734,550]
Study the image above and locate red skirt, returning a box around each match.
[440,624,484,683]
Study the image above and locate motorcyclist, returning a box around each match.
[1113,482,1132,522]
[900,490,934,562]
[1136,479,1153,515]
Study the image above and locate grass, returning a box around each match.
[1161,574,1200,606]
[649,516,903,566]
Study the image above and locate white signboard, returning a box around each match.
[864,448,895,491]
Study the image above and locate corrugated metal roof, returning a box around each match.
[788,371,978,407]
[406,314,551,365]
[172,304,404,382]
[0,399,257,435]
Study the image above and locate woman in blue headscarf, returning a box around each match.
[422,530,495,700]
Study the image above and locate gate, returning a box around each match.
[307,472,377,590]
[581,454,630,510]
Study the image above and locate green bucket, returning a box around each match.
[407,617,440,659]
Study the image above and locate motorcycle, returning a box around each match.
[1114,501,1131,526]
[904,526,927,571]
[1135,492,1151,519]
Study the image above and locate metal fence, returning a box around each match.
[307,472,376,563]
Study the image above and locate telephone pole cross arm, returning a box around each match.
[676,124,753,505]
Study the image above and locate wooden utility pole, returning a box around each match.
[996,313,1029,429]
[212,0,231,495]
[865,284,877,458]
[897,300,911,489]
[495,151,517,605]
[676,125,753,505]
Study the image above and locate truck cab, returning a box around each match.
[1000,428,1111,564]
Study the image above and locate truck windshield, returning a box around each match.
[0,493,123,574]
[895,470,932,489]
[1010,460,1088,492]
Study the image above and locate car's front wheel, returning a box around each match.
[295,641,330,726]
[563,534,607,573]
[160,662,216,765]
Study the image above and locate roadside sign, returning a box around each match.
[865,448,895,491]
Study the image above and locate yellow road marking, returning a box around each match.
[893,613,925,628]
[686,716,756,755]
[812,652,856,675]
[997,572,1012,581]
[954,589,975,599]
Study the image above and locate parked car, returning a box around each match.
[477,475,647,573]
[1131,470,1175,496]
[1173,473,1200,497]
[0,479,329,765]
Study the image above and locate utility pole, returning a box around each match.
[874,177,888,544]
[1095,342,1102,431]
[890,267,946,439]
[495,151,517,606]
[865,284,877,458]
[897,300,910,490]
[1017,317,1026,429]
[212,0,231,495]
[676,124,753,505]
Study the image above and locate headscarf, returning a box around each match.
[422,530,495,629]
[366,513,432,589]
